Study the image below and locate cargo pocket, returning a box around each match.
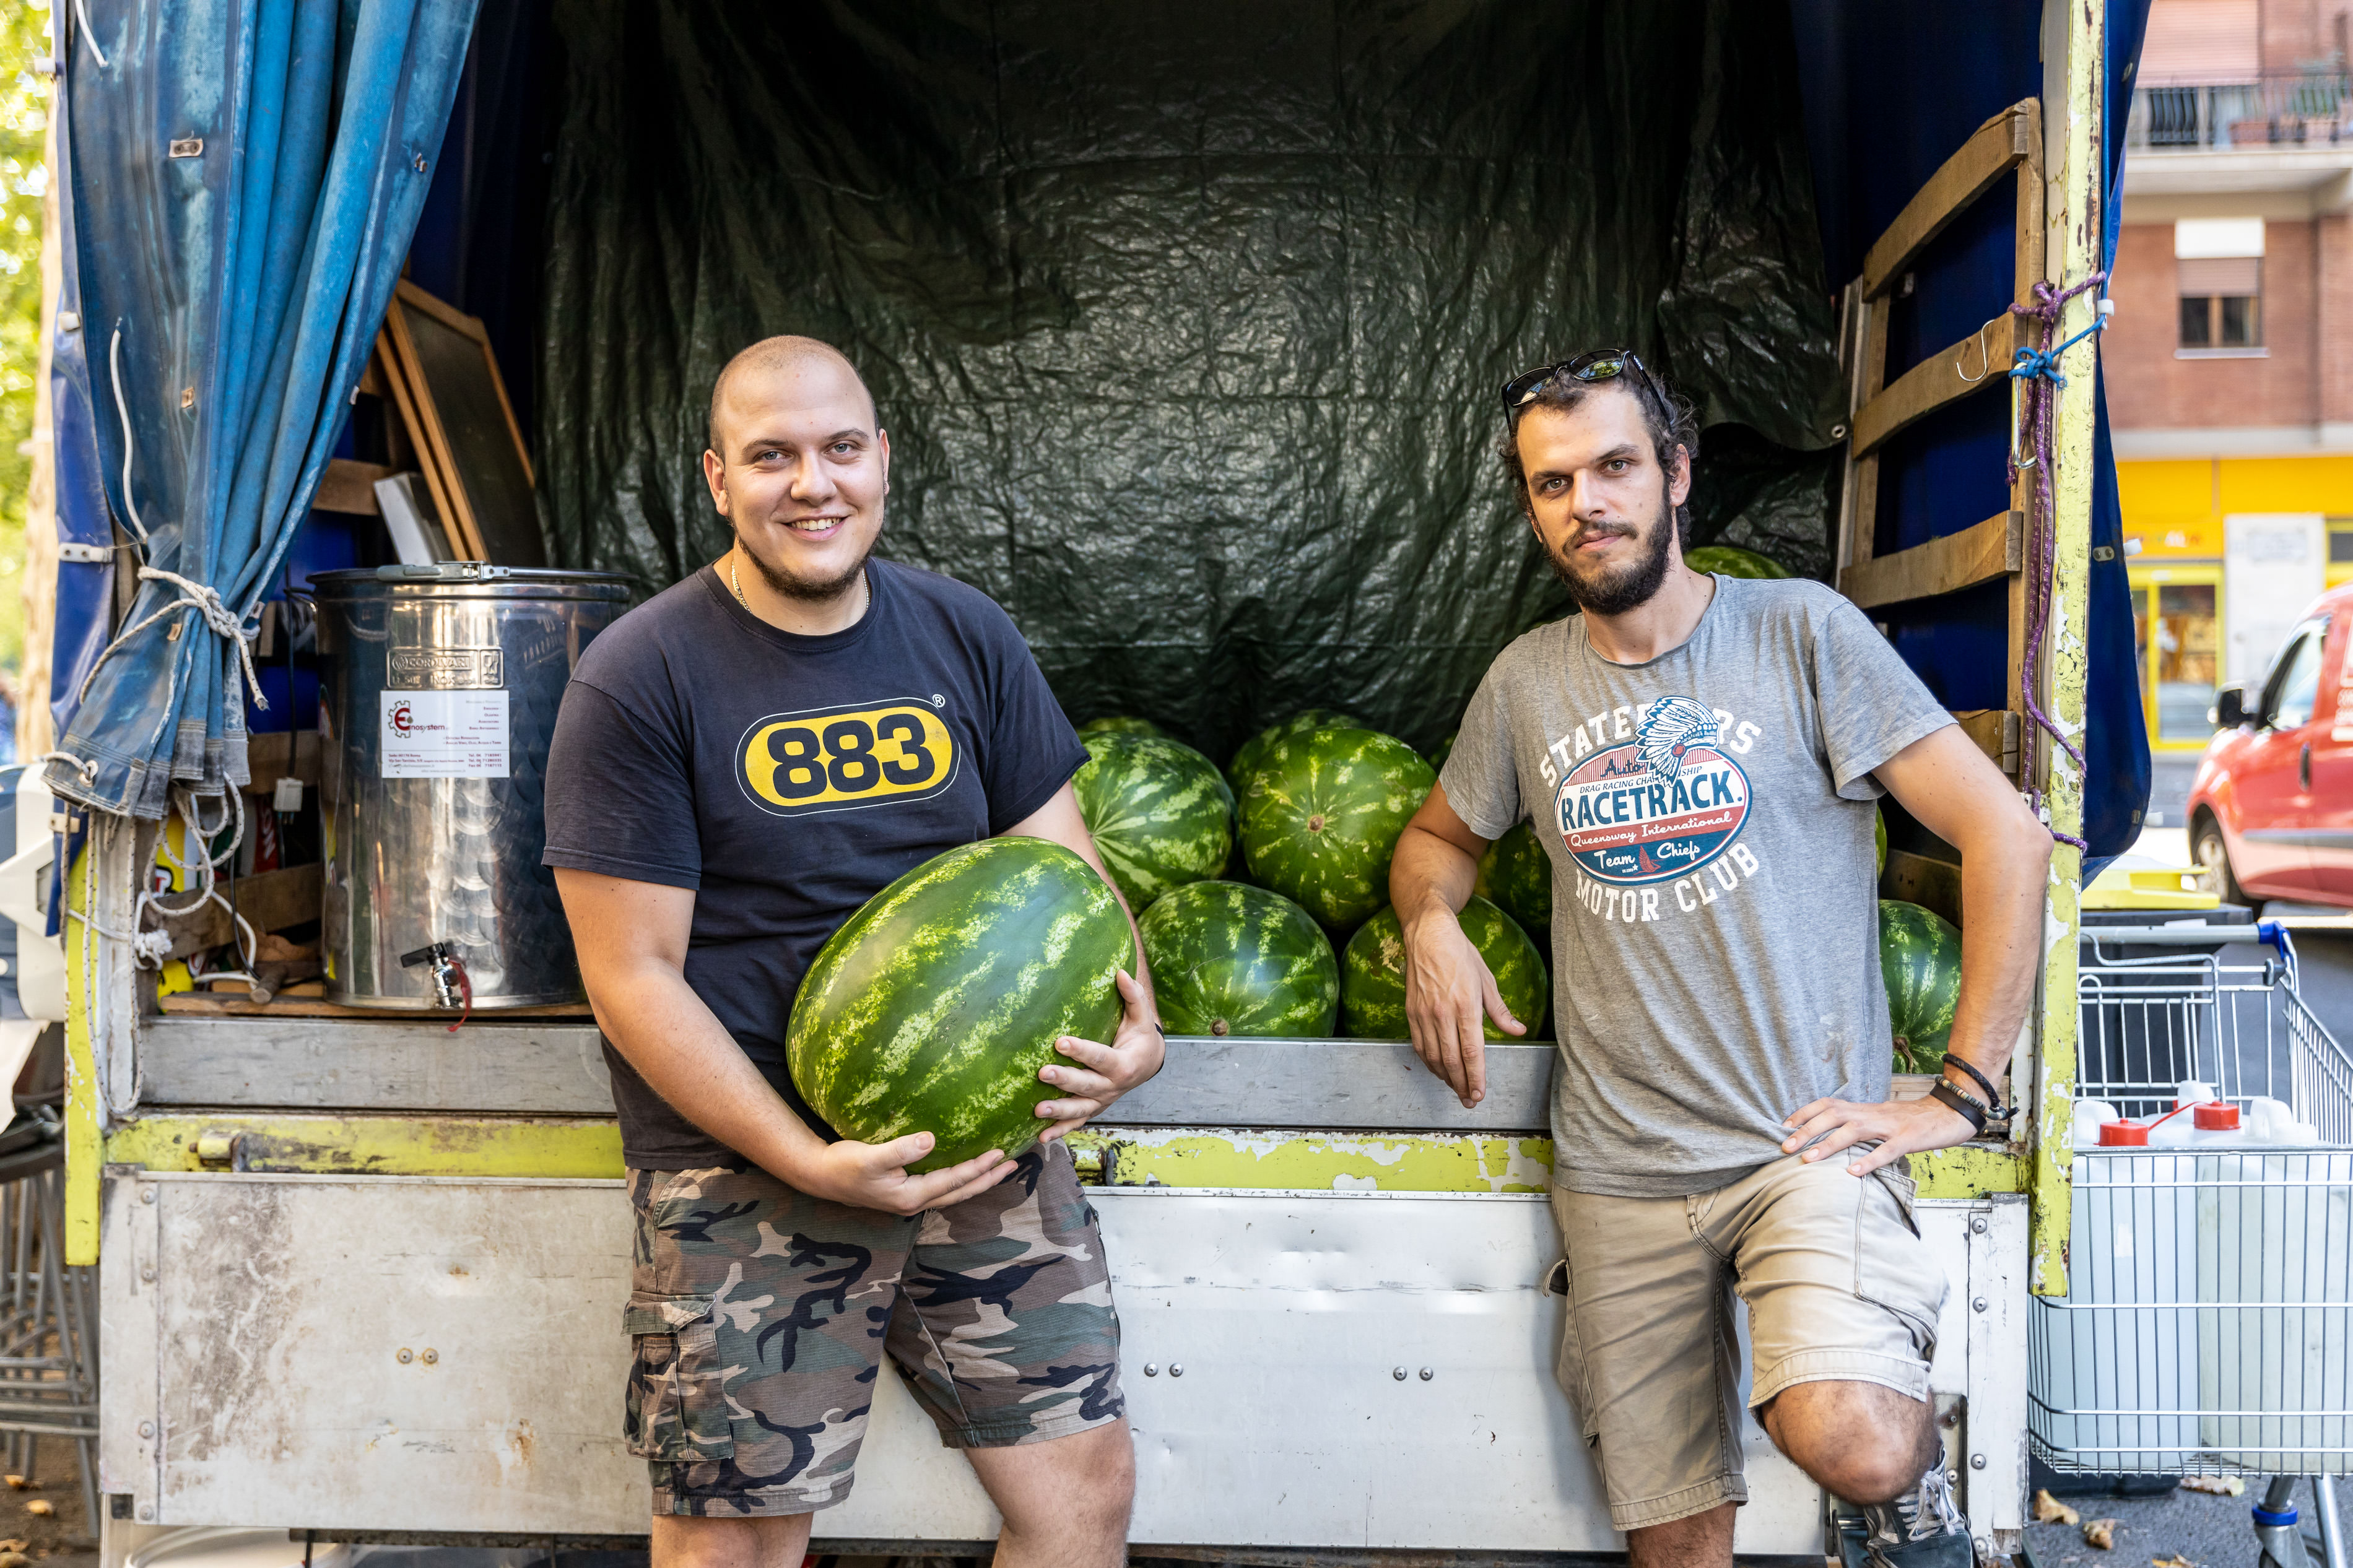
[624,1291,735,1462]
[1544,1257,1603,1446]
[1852,1164,1945,1353]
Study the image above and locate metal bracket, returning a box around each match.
[56,542,113,564]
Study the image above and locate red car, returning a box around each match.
[2190,581,2353,910]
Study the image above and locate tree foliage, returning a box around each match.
[0,2,46,685]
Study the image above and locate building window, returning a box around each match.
[2178,256,2263,348]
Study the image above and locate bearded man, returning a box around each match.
[543,336,1162,1568]
[1389,351,2053,1568]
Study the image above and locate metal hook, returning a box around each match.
[1954,318,2000,384]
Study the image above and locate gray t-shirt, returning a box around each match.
[1441,576,1953,1198]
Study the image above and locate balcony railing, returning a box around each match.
[2127,71,2353,150]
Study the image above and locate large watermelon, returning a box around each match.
[1880,898,1961,1074]
[1341,898,1549,1041]
[1229,709,1367,791]
[1475,821,1552,933]
[1072,733,1234,911]
[1237,726,1435,929]
[1684,544,1791,579]
[1079,715,1170,740]
[1139,880,1337,1038]
[786,838,1134,1172]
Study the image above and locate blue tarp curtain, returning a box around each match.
[43,0,479,818]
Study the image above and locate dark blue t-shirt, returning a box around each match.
[541,558,1087,1168]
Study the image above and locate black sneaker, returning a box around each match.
[1833,1466,1976,1568]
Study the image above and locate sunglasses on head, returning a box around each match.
[1500,349,1665,420]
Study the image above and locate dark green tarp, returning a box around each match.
[539,0,1843,759]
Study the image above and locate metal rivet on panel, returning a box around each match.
[1830,423,1849,441]
[137,1505,152,1522]
[1972,1296,1988,1313]
[139,1266,154,1283]
[1168,1364,1183,1377]
[1392,1366,1407,1381]
[1419,1367,1433,1381]
[397,1348,414,1364]
[1970,1217,1988,1234]
[1142,1364,1157,1377]
[139,1187,155,1205]
[1947,1470,1960,1486]
[1970,1454,1988,1471]
[137,1423,152,1440]
[421,1349,438,1365]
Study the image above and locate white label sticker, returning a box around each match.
[380,690,510,779]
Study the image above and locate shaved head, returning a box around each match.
[707,335,876,455]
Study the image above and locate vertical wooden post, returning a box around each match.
[2027,0,2103,1302]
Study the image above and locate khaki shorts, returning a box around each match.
[1546,1153,1945,1532]
[625,1140,1124,1517]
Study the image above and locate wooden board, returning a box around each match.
[1847,313,2024,459]
[1859,102,2038,301]
[240,729,322,793]
[1951,708,2022,778]
[1885,847,1965,929]
[1838,510,2022,610]
[373,327,485,561]
[159,864,323,961]
[312,459,393,516]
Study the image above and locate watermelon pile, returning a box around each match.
[1229,709,1366,792]
[1235,726,1435,929]
[786,838,1134,1171]
[1079,715,1169,740]
[1879,898,1962,1073]
[1072,732,1234,911]
[1140,880,1337,1038]
[1475,822,1552,934]
[1684,544,1791,579]
[1341,897,1549,1042]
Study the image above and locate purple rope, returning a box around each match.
[2005,272,2105,854]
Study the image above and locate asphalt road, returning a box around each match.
[2024,1477,2337,1568]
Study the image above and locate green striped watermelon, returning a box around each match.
[1474,821,1552,934]
[1237,726,1435,929]
[1072,733,1233,911]
[1685,544,1791,578]
[786,838,1134,1172]
[1880,898,1961,1074]
[1079,715,1170,740]
[1229,709,1367,792]
[1341,898,1549,1041]
[1876,806,1887,877]
[1139,880,1337,1038]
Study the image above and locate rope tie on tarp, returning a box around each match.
[2004,271,2107,854]
[75,566,267,710]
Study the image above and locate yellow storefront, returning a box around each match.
[2117,454,2353,752]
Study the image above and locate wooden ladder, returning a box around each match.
[1835,97,2045,786]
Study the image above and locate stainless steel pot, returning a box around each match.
[313,564,630,1011]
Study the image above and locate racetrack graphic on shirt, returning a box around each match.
[1554,696,1750,886]
[736,699,961,817]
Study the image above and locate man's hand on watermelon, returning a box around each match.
[1034,967,1166,1141]
[1779,724,2055,1177]
[1001,782,1168,1140]
[1386,781,1528,1109]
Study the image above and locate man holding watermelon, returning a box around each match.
[543,337,1164,1568]
[1391,350,2055,1568]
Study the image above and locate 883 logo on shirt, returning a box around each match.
[736,698,960,817]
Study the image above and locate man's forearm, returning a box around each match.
[1391,823,1480,929]
[1944,823,2053,1089]
[588,960,827,1178]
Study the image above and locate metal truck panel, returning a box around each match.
[101,1171,2013,1550]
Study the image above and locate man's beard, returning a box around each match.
[731,518,874,602]
[1546,480,1676,616]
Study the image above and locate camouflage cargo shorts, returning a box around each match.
[624,1139,1125,1517]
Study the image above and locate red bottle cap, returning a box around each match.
[2098,1119,2151,1146]
[2194,1102,2242,1130]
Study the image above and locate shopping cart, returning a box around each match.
[2030,921,2353,1568]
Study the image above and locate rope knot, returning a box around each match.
[76,566,269,712]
